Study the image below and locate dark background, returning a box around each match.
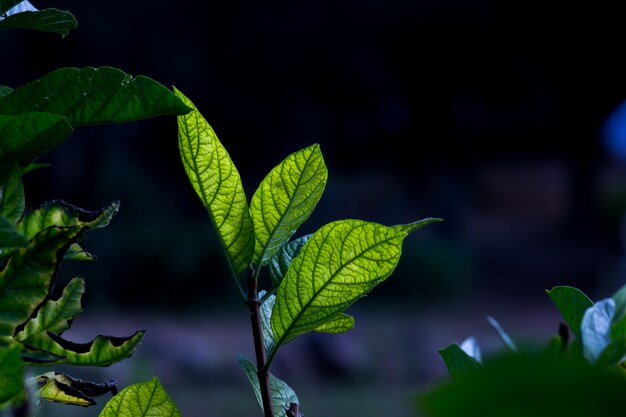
[5,1,626,416]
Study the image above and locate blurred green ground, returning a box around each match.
[31,298,562,417]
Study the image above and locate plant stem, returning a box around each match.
[247,266,275,417]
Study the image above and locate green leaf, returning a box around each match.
[174,87,254,275]
[438,343,481,382]
[0,342,23,406]
[268,235,310,287]
[0,87,12,99]
[595,335,626,369]
[260,293,276,353]
[99,378,181,417]
[547,285,594,340]
[0,113,73,165]
[313,313,354,334]
[250,144,327,266]
[612,282,626,323]
[418,351,626,417]
[0,164,24,223]
[20,162,50,176]
[0,226,85,336]
[26,331,144,366]
[15,277,84,344]
[238,355,299,417]
[0,9,77,37]
[63,243,95,261]
[486,316,517,352]
[0,67,191,126]
[17,200,119,240]
[392,217,443,234]
[271,219,417,347]
[28,372,117,407]
[0,214,27,250]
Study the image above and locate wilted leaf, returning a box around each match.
[175,87,254,275]
[29,372,117,406]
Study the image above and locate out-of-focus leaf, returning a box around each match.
[547,286,594,340]
[98,378,181,417]
[0,0,30,15]
[239,355,299,417]
[612,282,626,323]
[268,235,310,287]
[63,244,95,261]
[174,87,254,275]
[0,226,85,336]
[271,219,422,347]
[20,162,50,175]
[486,316,517,352]
[581,298,614,363]
[0,9,77,37]
[0,86,12,99]
[459,336,481,362]
[0,67,191,126]
[0,342,23,406]
[418,351,626,417]
[15,277,84,343]
[0,163,24,223]
[595,335,626,369]
[438,343,481,382]
[0,113,73,165]
[250,144,327,266]
[0,214,27,250]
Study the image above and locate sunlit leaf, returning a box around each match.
[98,378,181,417]
[26,331,144,366]
[0,9,77,37]
[0,342,23,406]
[547,285,594,340]
[268,235,310,287]
[174,87,254,275]
[0,226,85,336]
[313,313,354,334]
[15,277,84,343]
[271,219,425,347]
[250,144,327,266]
[438,343,481,382]
[0,113,73,165]
[581,298,614,363]
[239,355,298,417]
[0,164,24,223]
[392,217,443,234]
[0,67,190,126]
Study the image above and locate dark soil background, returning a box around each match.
[4,1,626,416]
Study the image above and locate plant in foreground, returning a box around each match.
[173,88,441,417]
[418,282,626,417]
[1,1,191,416]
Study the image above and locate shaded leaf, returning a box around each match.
[547,285,594,340]
[0,214,27,250]
[0,226,85,336]
[63,244,95,261]
[438,343,481,381]
[595,335,626,369]
[239,355,298,417]
[0,163,24,223]
[29,372,117,407]
[612,282,626,323]
[0,67,191,125]
[0,0,28,15]
[15,277,84,343]
[0,9,77,37]
[260,293,276,353]
[27,330,144,366]
[486,316,517,352]
[271,219,419,347]
[0,113,74,165]
[98,377,181,417]
[581,298,614,363]
[175,87,254,275]
[0,86,12,99]
[0,342,23,406]
[20,162,50,175]
[268,235,310,287]
[18,344,65,364]
[250,144,327,266]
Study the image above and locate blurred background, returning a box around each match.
[4,1,626,416]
